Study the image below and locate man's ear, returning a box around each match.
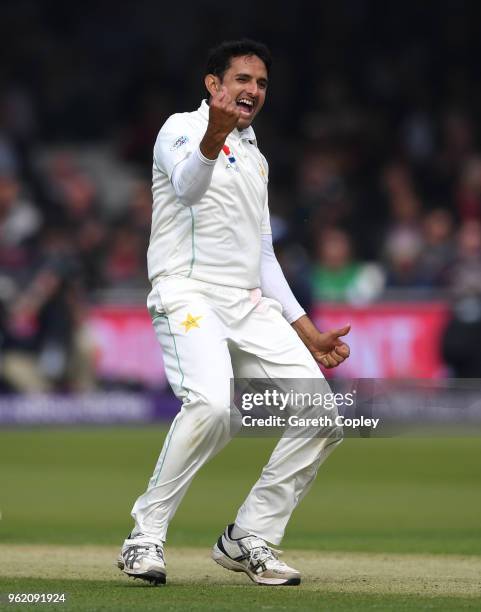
[204,74,220,97]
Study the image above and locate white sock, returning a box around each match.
[231,523,250,539]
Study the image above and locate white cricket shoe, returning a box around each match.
[117,533,166,585]
[212,524,301,586]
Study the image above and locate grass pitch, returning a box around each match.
[2,544,481,610]
[1,427,481,610]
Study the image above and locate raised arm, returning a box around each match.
[169,87,240,206]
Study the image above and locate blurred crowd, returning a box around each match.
[1,0,481,388]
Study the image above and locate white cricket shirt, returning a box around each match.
[148,100,271,289]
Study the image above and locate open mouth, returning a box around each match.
[236,97,255,115]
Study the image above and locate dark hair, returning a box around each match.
[206,39,272,79]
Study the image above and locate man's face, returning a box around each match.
[216,54,268,130]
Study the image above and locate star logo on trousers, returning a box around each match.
[181,313,202,332]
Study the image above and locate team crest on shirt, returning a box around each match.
[180,313,202,332]
[170,135,189,151]
[222,145,239,172]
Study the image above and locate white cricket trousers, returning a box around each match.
[131,276,342,545]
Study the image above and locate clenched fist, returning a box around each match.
[292,316,351,369]
[209,86,241,136]
[200,86,241,159]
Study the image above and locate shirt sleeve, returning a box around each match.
[153,114,198,180]
[171,147,217,206]
[260,234,305,324]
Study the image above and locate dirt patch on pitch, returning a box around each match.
[1,545,480,597]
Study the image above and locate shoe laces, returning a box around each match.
[245,538,285,568]
[133,543,164,561]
